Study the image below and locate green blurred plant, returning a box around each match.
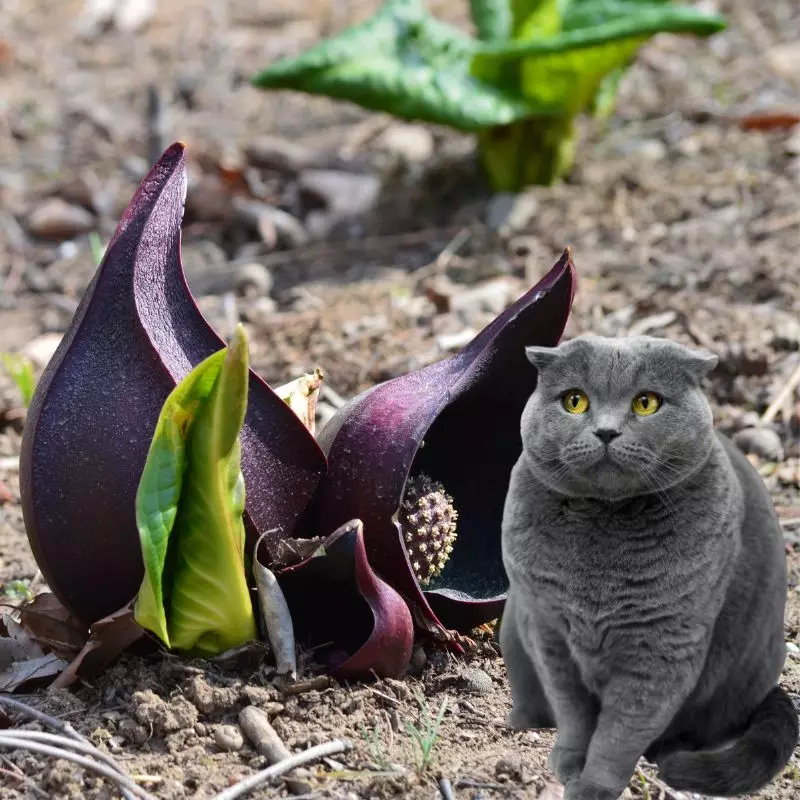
[252,0,725,190]
[88,232,106,267]
[0,353,36,408]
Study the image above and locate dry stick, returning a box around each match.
[0,737,156,800]
[0,696,141,800]
[239,706,310,795]
[0,730,133,776]
[761,361,800,425]
[214,739,351,800]
[0,696,89,744]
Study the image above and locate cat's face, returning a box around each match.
[520,335,718,500]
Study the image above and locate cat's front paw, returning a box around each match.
[548,746,587,784]
[563,778,621,800]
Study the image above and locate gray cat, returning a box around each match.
[500,334,798,800]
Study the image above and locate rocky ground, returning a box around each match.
[1,0,800,797]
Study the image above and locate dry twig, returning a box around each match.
[0,736,156,800]
[214,738,351,800]
[762,361,800,425]
[0,695,145,800]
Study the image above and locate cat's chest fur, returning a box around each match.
[503,447,742,685]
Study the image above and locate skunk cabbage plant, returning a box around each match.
[18,143,415,678]
[315,249,576,634]
[278,519,414,678]
[18,144,326,624]
[19,141,580,678]
[135,326,257,656]
[252,0,726,189]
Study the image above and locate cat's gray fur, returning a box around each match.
[500,334,798,800]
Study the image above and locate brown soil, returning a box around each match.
[1,0,800,797]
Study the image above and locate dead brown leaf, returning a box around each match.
[51,604,145,689]
[0,616,68,691]
[19,592,87,658]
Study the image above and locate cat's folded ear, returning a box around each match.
[525,346,559,372]
[673,343,719,380]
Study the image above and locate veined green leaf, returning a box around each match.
[134,325,257,656]
[473,3,725,115]
[252,0,539,132]
[469,0,512,41]
[521,35,646,114]
[476,5,726,59]
[471,0,564,91]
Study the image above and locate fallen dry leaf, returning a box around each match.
[19,592,87,658]
[51,604,145,689]
[0,616,68,691]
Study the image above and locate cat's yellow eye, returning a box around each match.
[632,391,662,416]
[562,389,590,415]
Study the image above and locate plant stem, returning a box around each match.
[478,115,577,190]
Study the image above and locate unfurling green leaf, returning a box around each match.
[251,0,536,132]
[134,324,257,656]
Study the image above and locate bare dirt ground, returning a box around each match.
[1,0,800,797]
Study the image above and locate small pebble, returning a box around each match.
[485,192,538,235]
[374,123,434,163]
[118,719,148,745]
[732,426,785,462]
[460,667,493,696]
[214,724,244,752]
[27,198,95,241]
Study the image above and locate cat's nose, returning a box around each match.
[594,428,621,444]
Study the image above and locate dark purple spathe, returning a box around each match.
[315,249,576,633]
[20,143,326,624]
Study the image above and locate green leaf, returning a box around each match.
[134,325,256,656]
[588,65,625,118]
[521,34,647,114]
[477,114,577,189]
[514,0,567,38]
[252,0,537,132]
[476,4,726,59]
[0,353,36,407]
[473,3,725,115]
[469,0,512,41]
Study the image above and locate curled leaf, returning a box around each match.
[277,520,414,679]
[275,368,324,437]
[51,605,146,690]
[254,532,297,679]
